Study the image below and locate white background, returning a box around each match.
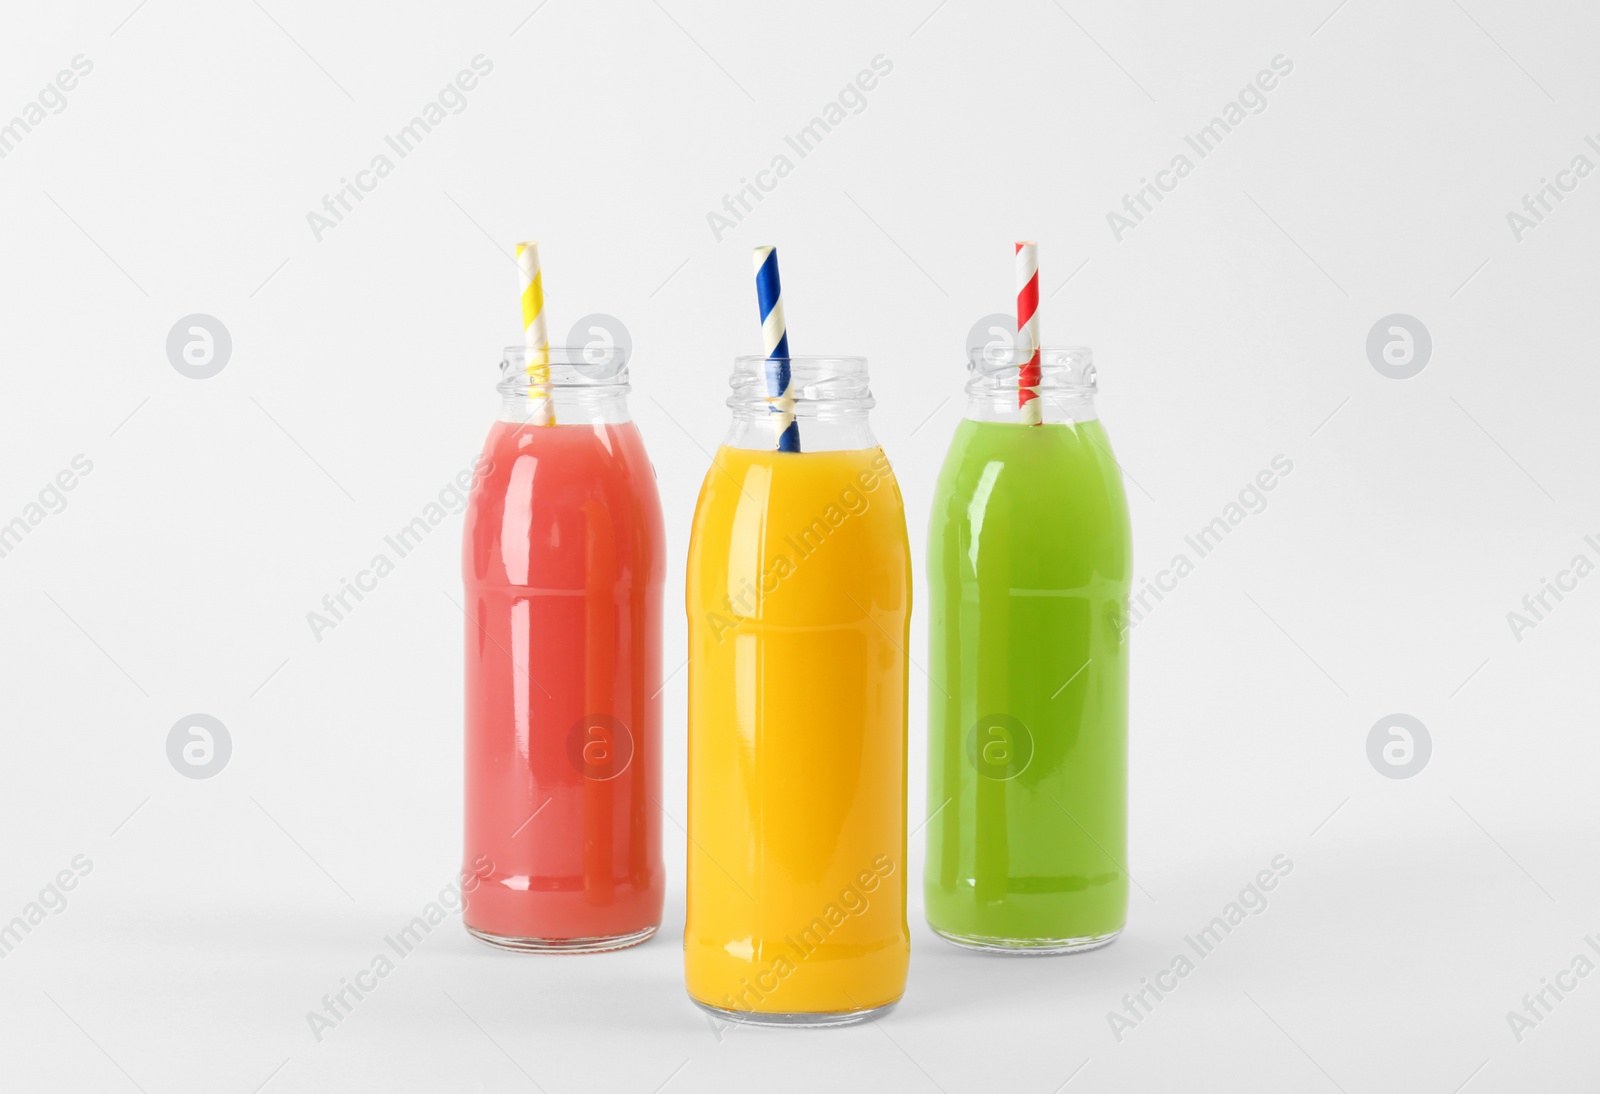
[2,0,1597,1090]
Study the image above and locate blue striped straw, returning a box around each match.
[753,245,800,452]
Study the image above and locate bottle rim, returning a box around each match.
[966,345,1097,395]
[499,346,630,394]
[727,355,874,413]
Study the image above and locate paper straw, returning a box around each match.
[1015,241,1042,426]
[753,245,800,452]
[515,240,556,426]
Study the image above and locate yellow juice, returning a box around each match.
[684,445,911,1020]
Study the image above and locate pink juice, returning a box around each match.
[461,418,665,949]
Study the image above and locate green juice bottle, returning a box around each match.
[924,344,1132,952]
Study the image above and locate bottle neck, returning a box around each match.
[722,355,879,452]
[722,407,877,450]
[964,390,1098,424]
[496,386,632,424]
[964,346,1099,424]
[496,347,633,425]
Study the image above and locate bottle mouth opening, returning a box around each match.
[728,355,874,411]
[500,346,630,393]
[967,345,1096,394]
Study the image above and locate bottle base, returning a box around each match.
[929,924,1122,956]
[466,923,658,954]
[690,997,900,1029]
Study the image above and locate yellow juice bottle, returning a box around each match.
[685,355,910,1027]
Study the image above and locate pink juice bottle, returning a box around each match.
[461,344,665,951]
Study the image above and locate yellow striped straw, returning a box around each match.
[515,240,556,426]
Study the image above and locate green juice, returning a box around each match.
[925,417,1132,950]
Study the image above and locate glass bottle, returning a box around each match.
[461,346,665,952]
[924,344,1133,952]
[684,355,911,1025]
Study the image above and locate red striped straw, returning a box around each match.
[1015,241,1042,425]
